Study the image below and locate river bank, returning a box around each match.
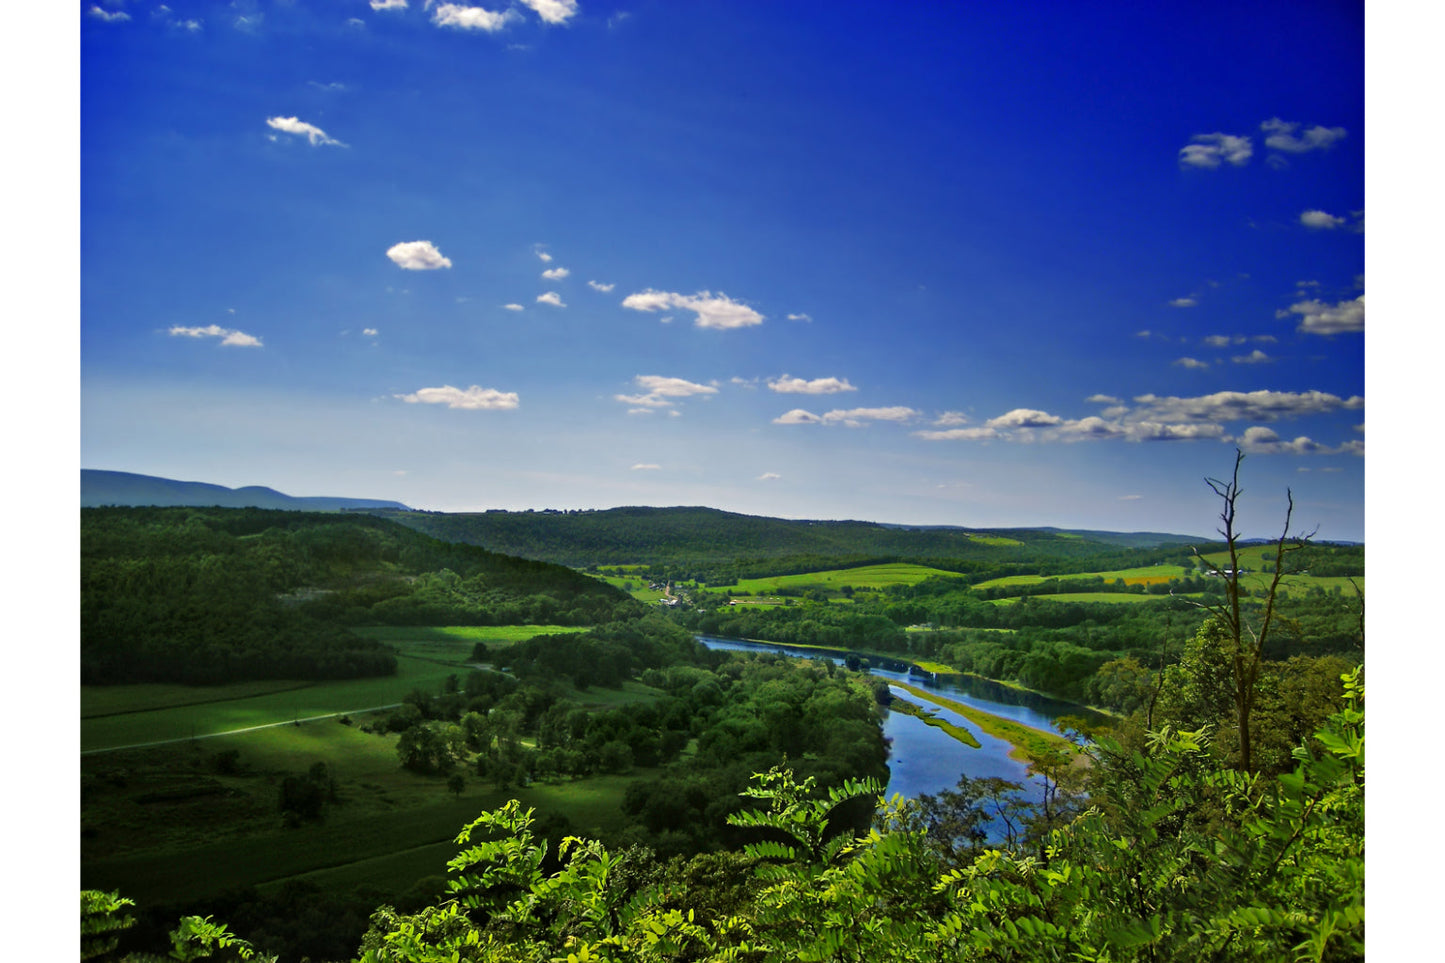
[888,680,1077,767]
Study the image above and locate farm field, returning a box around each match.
[81,626,590,752]
[82,647,666,906]
[975,561,1360,601]
[725,562,964,595]
[352,623,588,649]
[82,711,647,905]
[973,565,1193,590]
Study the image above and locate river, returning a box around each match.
[696,635,1107,815]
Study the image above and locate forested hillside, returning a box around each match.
[81,508,638,685]
[380,506,1200,574]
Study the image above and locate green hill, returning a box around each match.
[81,507,636,685]
[379,506,1201,571]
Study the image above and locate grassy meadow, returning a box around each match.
[82,626,588,752]
[725,562,963,595]
[972,565,1192,590]
[82,710,649,905]
[82,623,666,906]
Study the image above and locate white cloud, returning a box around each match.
[775,406,919,427]
[758,472,782,481]
[1050,417,1130,441]
[1179,133,1253,168]
[169,324,263,347]
[622,289,764,329]
[913,388,1360,449]
[1237,426,1337,455]
[503,303,524,312]
[536,291,566,307]
[615,375,718,408]
[912,426,1000,441]
[534,247,553,262]
[395,384,519,409]
[1202,335,1233,347]
[767,374,857,395]
[370,0,408,9]
[1169,297,1198,308]
[1174,357,1210,369]
[1300,209,1345,229]
[933,411,970,426]
[89,6,131,22]
[432,4,519,31]
[362,327,379,337]
[1232,349,1272,365]
[787,313,813,322]
[630,463,661,471]
[1086,394,1121,405]
[1261,118,1347,153]
[386,240,452,270]
[825,406,917,426]
[519,0,579,24]
[266,116,346,147]
[1127,422,1229,442]
[1283,296,1364,335]
[541,267,570,280]
[1119,494,1143,501]
[588,280,615,292]
[985,408,1062,430]
[1129,389,1362,423]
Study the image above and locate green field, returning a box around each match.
[81,711,647,905]
[81,626,591,752]
[726,562,963,595]
[82,625,666,905]
[352,624,589,647]
[975,560,1359,602]
[597,574,668,602]
[973,564,1192,590]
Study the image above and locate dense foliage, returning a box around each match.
[81,508,635,684]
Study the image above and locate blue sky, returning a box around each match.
[75,0,1366,540]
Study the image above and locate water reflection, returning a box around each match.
[695,635,1095,806]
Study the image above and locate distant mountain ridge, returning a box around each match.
[81,470,410,512]
[81,471,1207,557]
